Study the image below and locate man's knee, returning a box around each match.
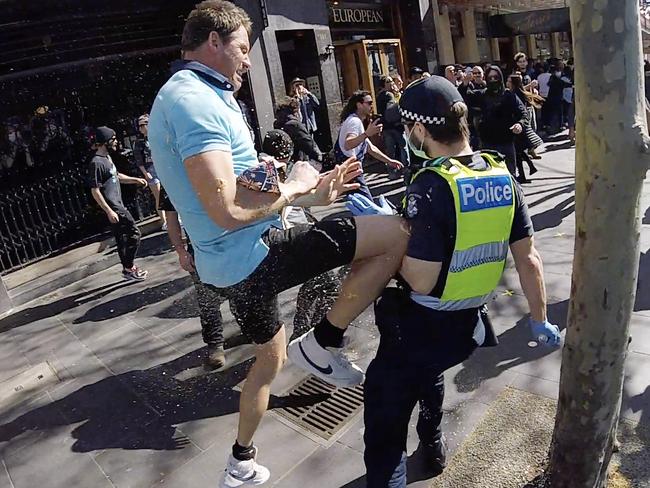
[251,327,287,382]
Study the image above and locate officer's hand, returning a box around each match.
[529,318,561,347]
[365,119,383,138]
[346,194,394,216]
[510,123,523,135]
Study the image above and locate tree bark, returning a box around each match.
[548,1,650,487]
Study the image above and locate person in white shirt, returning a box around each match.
[333,90,403,199]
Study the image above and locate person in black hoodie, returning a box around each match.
[273,97,322,164]
[464,65,527,175]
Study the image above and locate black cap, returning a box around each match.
[95,126,116,144]
[262,129,294,160]
[398,75,464,126]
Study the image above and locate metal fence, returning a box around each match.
[0,166,157,274]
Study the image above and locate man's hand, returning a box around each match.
[136,177,148,187]
[346,194,394,216]
[284,161,321,197]
[510,123,523,135]
[293,158,362,207]
[106,209,120,224]
[530,319,561,347]
[365,118,383,138]
[177,249,195,273]
[387,159,404,169]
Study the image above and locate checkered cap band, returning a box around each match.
[399,107,446,125]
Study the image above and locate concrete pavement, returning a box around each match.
[0,143,648,488]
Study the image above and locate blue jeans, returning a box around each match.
[363,289,479,487]
[350,172,372,200]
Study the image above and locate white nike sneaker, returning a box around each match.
[219,447,270,488]
[287,330,365,387]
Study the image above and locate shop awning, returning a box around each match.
[441,0,567,11]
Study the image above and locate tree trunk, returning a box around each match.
[548,1,650,487]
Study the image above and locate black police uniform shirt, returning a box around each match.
[89,154,127,214]
[404,152,533,301]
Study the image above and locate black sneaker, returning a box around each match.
[420,435,447,473]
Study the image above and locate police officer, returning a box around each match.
[358,76,562,487]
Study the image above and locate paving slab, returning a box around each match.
[2,416,113,488]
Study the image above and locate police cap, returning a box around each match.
[399,75,464,126]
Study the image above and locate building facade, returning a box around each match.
[0,0,577,278]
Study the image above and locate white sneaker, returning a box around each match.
[287,330,365,387]
[219,448,270,488]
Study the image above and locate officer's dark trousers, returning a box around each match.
[364,289,479,488]
[110,210,141,269]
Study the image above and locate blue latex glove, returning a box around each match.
[346,194,394,216]
[530,319,561,346]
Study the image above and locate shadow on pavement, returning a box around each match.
[530,196,575,233]
[0,348,328,453]
[338,443,444,487]
[620,385,650,485]
[453,300,569,394]
[72,276,192,323]
[526,183,574,209]
[543,141,575,153]
[643,207,649,225]
[0,280,136,332]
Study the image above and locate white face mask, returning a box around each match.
[404,124,428,160]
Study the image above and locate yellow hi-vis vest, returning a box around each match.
[408,153,515,311]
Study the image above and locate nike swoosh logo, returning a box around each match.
[298,342,333,375]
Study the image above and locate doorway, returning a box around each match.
[276,29,329,150]
[334,39,405,104]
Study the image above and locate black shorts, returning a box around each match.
[208,218,357,344]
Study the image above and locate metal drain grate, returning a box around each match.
[273,375,364,445]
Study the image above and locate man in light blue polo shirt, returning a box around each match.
[149,2,409,487]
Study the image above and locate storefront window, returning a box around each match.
[517,35,529,56]
[534,33,552,61]
[477,38,492,62]
[559,32,572,60]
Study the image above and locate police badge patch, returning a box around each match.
[405,193,421,218]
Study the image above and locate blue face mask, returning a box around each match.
[404,124,428,161]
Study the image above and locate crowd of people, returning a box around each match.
[84,1,568,487]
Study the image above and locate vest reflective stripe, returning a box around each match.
[409,153,515,311]
[410,292,493,311]
[449,241,509,273]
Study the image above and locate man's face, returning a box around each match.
[516,57,528,71]
[357,96,373,117]
[445,66,455,81]
[138,120,148,136]
[108,136,118,151]
[211,25,251,91]
[472,67,484,83]
[392,76,403,90]
[292,82,305,95]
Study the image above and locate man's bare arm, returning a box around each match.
[90,187,113,214]
[510,236,547,322]
[184,150,307,231]
[400,256,442,295]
